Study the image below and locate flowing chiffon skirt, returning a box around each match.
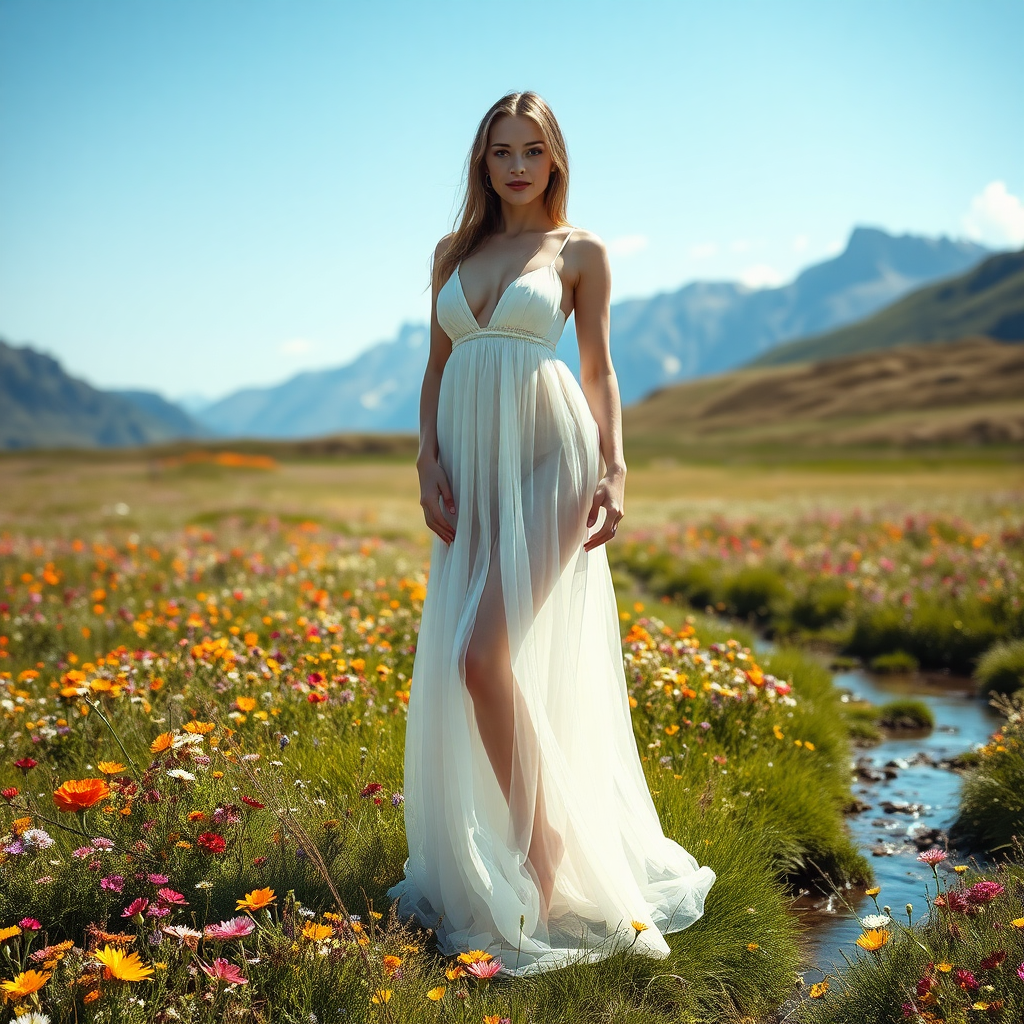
[386,333,716,976]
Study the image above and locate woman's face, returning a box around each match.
[483,114,555,207]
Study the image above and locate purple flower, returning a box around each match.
[90,837,115,851]
[699,721,711,730]
[392,792,404,806]
[1017,962,1024,982]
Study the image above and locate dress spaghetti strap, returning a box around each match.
[551,227,575,264]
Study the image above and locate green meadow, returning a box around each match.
[1,445,1022,1023]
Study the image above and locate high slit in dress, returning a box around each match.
[386,226,716,976]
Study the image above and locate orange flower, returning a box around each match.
[235,696,257,712]
[53,778,110,812]
[150,732,174,753]
[1,969,51,998]
[236,887,276,912]
[97,761,126,775]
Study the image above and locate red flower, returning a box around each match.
[1,787,18,801]
[14,757,38,772]
[954,968,978,991]
[241,796,265,809]
[196,832,227,854]
[979,949,1007,970]
[360,782,384,799]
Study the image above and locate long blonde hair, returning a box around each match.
[433,91,571,288]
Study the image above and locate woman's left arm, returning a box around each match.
[571,231,626,552]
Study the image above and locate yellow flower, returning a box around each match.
[855,929,889,951]
[235,696,257,712]
[865,886,881,896]
[804,741,815,751]
[747,942,760,951]
[93,944,154,982]
[370,988,391,1004]
[0,969,51,998]
[936,962,953,972]
[445,965,465,980]
[631,920,649,933]
[809,980,829,998]
[426,985,446,1000]
[664,724,680,736]
[97,761,126,775]
[0,925,22,942]
[382,955,402,974]
[1011,917,1024,928]
[772,724,785,740]
[456,949,492,964]
[953,865,968,874]
[302,922,333,942]
[236,887,276,912]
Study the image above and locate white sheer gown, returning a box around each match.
[386,226,716,976]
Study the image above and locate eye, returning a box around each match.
[527,147,543,156]
[492,148,508,157]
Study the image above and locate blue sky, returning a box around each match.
[1,0,1022,402]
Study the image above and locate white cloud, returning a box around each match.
[607,234,649,257]
[739,264,785,290]
[822,238,844,257]
[962,181,1024,248]
[792,234,810,253]
[280,337,315,355]
[730,239,752,254]
[688,242,718,260]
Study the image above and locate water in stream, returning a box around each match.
[792,664,1004,985]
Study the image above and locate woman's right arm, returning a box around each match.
[417,235,457,545]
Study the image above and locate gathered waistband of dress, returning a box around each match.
[450,327,557,352]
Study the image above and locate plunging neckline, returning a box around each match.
[456,263,564,332]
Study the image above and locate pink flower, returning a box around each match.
[100,874,125,892]
[204,916,255,941]
[148,873,169,885]
[157,887,188,906]
[916,849,947,865]
[19,918,41,931]
[122,897,149,918]
[198,957,248,985]
[463,958,503,979]
[966,881,1004,905]
[1017,962,1024,982]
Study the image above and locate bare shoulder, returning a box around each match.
[563,227,609,279]
[433,232,454,261]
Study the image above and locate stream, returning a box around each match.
[786,661,1004,985]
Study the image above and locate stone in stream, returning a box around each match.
[880,800,924,815]
[843,798,872,815]
[908,827,946,850]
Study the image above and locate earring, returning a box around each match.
[485,173,492,188]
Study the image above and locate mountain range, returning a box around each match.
[197,226,990,437]
[1,226,1006,449]
[0,340,207,450]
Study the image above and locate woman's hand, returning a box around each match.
[583,466,625,552]
[418,457,456,545]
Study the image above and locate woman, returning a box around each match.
[386,91,716,977]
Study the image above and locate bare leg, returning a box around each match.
[463,551,565,924]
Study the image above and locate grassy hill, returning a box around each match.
[749,249,1024,367]
[622,336,1024,457]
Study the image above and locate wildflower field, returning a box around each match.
[1,449,1022,1023]
[612,503,1024,680]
